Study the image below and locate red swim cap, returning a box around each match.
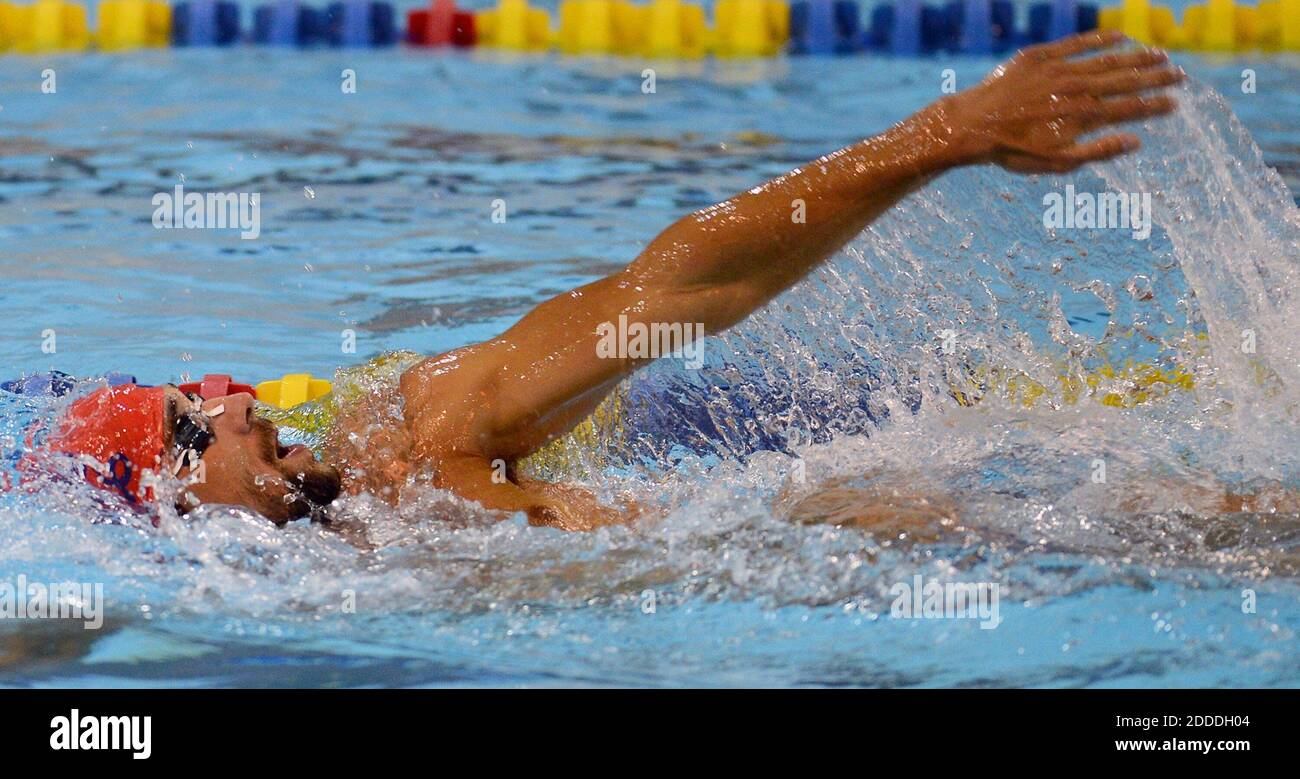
[41,384,169,505]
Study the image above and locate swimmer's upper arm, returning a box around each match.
[401,272,685,449]
[403,270,699,443]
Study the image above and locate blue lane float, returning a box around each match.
[253,1,329,45]
[937,0,1017,53]
[958,0,993,54]
[789,0,862,54]
[195,0,397,47]
[172,0,243,46]
[803,0,1099,55]
[891,0,923,54]
[1048,0,1076,39]
[1,372,139,398]
[991,0,1016,48]
[921,2,954,51]
[325,1,398,47]
[1028,0,1098,44]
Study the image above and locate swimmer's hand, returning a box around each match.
[943,31,1184,174]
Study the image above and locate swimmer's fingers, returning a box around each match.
[1057,91,1175,137]
[1052,134,1142,170]
[1063,47,1170,76]
[1080,94,1179,132]
[1018,30,1125,63]
[1084,65,1186,98]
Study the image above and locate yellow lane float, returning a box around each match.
[714,0,789,57]
[96,0,170,51]
[256,373,334,409]
[0,0,89,52]
[1100,0,1298,51]
[476,0,552,50]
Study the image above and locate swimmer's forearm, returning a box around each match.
[431,453,580,527]
[626,103,965,331]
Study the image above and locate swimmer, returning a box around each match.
[28,32,1186,531]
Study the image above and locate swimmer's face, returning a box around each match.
[162,388,341,523]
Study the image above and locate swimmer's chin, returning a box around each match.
[277,442,315,469]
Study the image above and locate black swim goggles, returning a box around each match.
[171,392,217,461]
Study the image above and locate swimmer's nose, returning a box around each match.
[204,392,255,432]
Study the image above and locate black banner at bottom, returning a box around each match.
[0,688,1287,765]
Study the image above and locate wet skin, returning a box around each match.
[187,32,1187,530]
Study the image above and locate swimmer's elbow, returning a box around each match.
[673,278,790,333]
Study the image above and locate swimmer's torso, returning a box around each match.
[310,350,623,521]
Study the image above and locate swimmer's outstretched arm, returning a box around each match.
[399,32,1183,520]
[629,30,1182,335]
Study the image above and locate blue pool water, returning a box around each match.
[1,48,1298,687]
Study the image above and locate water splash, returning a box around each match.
[532,81,1299,483]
